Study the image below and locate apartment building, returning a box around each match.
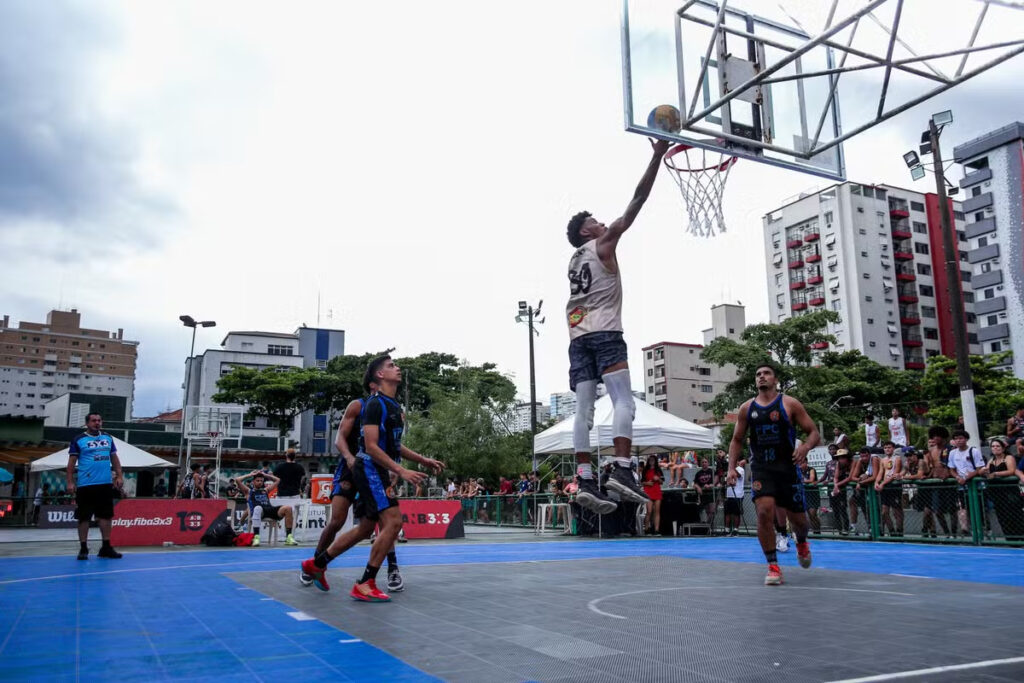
[0,309,137,419]
[762,183,980,369]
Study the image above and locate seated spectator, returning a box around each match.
[153,478,168,498]
[225,479,240,499]
[446,478,457,499]
[667,452,688,487]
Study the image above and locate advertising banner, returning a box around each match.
[109,499,228,546]
[398,499,465,539]
[37,504,78,528]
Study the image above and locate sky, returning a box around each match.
[2,0,1023,418]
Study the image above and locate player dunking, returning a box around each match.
[302,355,443,602]
[728,363,820,585]
[565,138,670,513]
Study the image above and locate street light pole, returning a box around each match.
[176,316,216,475]
[516,300,544,471]
[928,120,980,447]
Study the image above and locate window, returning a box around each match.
[972,186,981,197]
[861,250,868,257]
[859,228,867,235]
[954,210,965,220]
[981,262,991,273]
[773,252,783,266]
[241,342,254,349]
[978,236,988,248]
[886,323,898,335]
[987,314,999,326]
[824,211,833,225]
[647,368,653,376]
[925,328,938,340]
[775,273,784,286]
[914,242,929,255]
[968,332,978,344]
[913,221,927,234]
[831,300,841,312]
[772,231,780,248]
[646,351,652,359]
[922,305,936,318]
[867,318,874,324]
[916,263,932,275]
[857,207,864,213]
[698,367,711,376]
[961,270,972,282]
[919,284,934,297]
[963,292,974,303]
[967,313,977,323]
[863,273,870,279]
[889,345,901,357]
[959,251,968,262]
[648,385,654,394]
[911,201,925,212]
[869,341,877,348]
[828,277,840,290]
[984,288,994,299]
[991,342,1002,353]
[865,295,873,302]
[267,344,294,356]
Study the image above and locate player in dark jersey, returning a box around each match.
[235,470,297,546]
[302,355,444,602]
[728,363,820,586]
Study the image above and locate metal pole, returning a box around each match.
[930,120,980,447]
[176,325,197,474]
[529,304,538,472]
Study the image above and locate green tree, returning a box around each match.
[213,366,328,445]
[921,352,1024,439]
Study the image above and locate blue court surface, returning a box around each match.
[1,537,1022,682]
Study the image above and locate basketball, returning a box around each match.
[647,104,681,133]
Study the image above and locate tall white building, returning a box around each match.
[0,309,137,419]
[763,183,980,369]
[954,122,1024,375]
[508,401,550,433]
[642,304,744,422]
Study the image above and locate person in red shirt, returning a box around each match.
[641,455,664,534]
[498,477,514,496]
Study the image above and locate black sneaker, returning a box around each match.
[97,546,123,559]
[387,568,405,592]
[77,547,88,561]
[605,465,649,504]
[576,477,618,514]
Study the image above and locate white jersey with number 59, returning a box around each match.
[566,240,623,340]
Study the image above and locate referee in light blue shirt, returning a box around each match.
[67,412,124,560]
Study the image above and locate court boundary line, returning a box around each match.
[825,656,1024,682]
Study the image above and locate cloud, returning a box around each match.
[0,1,174,259]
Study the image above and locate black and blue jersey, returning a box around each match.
[358,394,404,463]
[747,394,796,467]
[69,431,117,487]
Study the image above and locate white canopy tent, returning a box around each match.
[31,437,173,472]
[533,395,715,455]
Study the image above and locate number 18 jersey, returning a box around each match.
[747,394,796,468]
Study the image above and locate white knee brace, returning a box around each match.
[602,368,635,441]
[573,379,598,454]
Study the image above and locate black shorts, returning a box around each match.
[255,503,284,520]
[331,463,357,502]
[699,494,715,507]
[352,459,398,522]
[911,487,928,512]
[881,486,902,508]
[76,483,115,521]
[724,498,743,515]
[568,331,628,391]
[751,465,807,512]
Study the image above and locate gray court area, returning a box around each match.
[230,556,1024,683]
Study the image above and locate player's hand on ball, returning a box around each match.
[650,138,671,155]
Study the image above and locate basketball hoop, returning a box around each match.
[662,143,737,238]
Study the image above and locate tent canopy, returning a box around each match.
[31,437,173,472]
[533,395,715,455]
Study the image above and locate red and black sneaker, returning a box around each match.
[764,563,784,586]
[350,579,391,602]
[301,558,329,592]
[797,541,812,569]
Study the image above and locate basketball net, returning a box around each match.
[662,143,737,238]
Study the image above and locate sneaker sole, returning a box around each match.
[798,556,812,569]
[388,584,405,592]
[576,491,618,515]
[350,592,390,602]
[299,573,314,586]
[764,576,783,586]
[605,479,649,504]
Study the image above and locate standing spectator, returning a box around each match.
[641,455,663,535]
[66,412,123,560]
[153,478,168,498]
[178,463,203,499]
[864,415,879,450]
[889,408,909,448]
[274,449,306,498]
[899,447,934,537]
[693,458,716,531]
[201,465,215,498]
[830,449,852,535]
[723,458,746,536]
[225,478,240,499]
[1006,408,1024,457]
[848,447,880,534]
[32,483,47,525]
[800,462,821,534]
[445,478,456,499]
[985,438,1024,541]
[832,427,850,452]
[874,441,903,537]
[529,471,542,493]
[947,430,986,538]
[498,477,514,496]
[926,427,955,538]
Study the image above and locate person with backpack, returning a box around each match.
[947,429,987,538]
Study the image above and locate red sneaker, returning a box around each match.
[764,563,784,586]
[301,558,329,592]
[350,579,391,602]
[797,541,812,569]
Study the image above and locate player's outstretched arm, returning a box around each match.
[399,445,445,473]
[600,139,671,253]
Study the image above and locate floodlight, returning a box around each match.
[931,110,953,127]
[179,315,195,326]
[201,321,217,328]
[948,187,959,196]
[903,151,919,168]
[910,165,926,181]
[919,142,932,156]
[518,301,528,312]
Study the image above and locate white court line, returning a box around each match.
[286,611,317,621]
[589,585,914,620]
[338,638,362,644]
[826,656,1024,682]
[890,573,932,579]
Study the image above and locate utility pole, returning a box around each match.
[177,316,216,474]
[516,300,545,471]
[929,120,980,447]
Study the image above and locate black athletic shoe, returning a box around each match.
[97,546,122,559]
[576,477,618,514]
[605,465,649,504]
[77,548,88,561]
